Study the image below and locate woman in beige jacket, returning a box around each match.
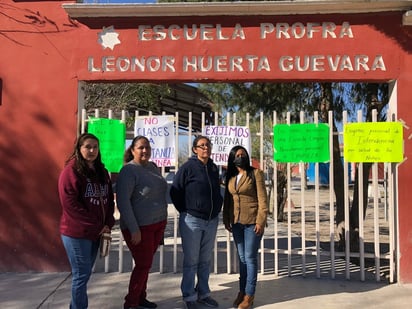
[223,145,268,309]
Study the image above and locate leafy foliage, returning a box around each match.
[198,81,389,173]
[82,82,172,127]
[200,82,388,122]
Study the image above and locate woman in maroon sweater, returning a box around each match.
[58,133,115,309]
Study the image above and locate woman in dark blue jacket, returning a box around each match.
[170,135,223,309]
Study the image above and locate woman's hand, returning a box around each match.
[224,223,232,233]
[100,225,111,234]
[254,224,263,235]
[131,230,142,245]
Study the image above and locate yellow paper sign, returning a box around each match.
[343,122,403,163]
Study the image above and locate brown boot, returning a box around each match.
[238,295,254,309]
[233,292,245,307]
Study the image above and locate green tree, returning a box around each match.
[82,82,172,127]
[199,81,389,244]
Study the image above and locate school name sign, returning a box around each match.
[88,22,386,75]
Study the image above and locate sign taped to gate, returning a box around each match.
[273,123,330,163]
[87,118,126,173]
[343,122,403,162]
[135,115,176,167]
[203,126,251,165]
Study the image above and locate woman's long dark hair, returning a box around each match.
[66,133,107,183]
[224,145,255,187]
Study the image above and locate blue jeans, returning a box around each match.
[179,212,219,302]
[61,235,99,309]
[232,223,262,296]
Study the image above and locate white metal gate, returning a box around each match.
[83,108,398,283]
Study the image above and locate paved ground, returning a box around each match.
[2,183,408,308]
[1,271,412,309]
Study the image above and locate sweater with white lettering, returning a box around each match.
[58,159,115,241]
[116,161,168,234]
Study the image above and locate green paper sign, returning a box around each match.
[343,122,403,163]
[273,123,330,163]
[87,118,126,173]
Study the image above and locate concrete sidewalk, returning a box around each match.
[1,271,412,309]
[2,202,410,309]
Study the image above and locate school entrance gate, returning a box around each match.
[87,108,399,284]
[1,1,412,284]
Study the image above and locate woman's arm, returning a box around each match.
[170,167,187,212]
[254,169,268,230]
[116,165,140,234]
[223,184,233,232]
